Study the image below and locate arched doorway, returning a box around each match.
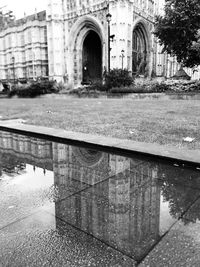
[132,24,148,77]
[82,30,102,84]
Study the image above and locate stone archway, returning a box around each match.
[132,20,151,77]
[82,30,102,84]
[67,15,105,86]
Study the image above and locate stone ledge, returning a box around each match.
[0,122,200,168]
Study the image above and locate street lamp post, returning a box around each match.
[121,49,125,70]
[106,12,112,73]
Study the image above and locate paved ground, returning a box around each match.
[1,129,200,266]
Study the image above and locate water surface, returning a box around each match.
[0,130,200,266]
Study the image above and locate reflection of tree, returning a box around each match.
[158,165,200,224]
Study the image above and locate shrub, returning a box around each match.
[150,82,171,92]
[109,86,135,94]
[68,81,108,95]
[8,80,59,98]
[87,81,108,92]
[109,82,170,94]
[58,82,74,93]
[104,69,134,89]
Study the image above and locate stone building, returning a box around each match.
[0,11,48,83]
[46,0,200,85]
[0,0,199,85]
[47,0,160,85]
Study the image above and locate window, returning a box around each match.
[132,25,147,75]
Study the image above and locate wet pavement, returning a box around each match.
[0,130,200,266]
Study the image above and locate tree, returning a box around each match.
[158,164,200,225]
[154,0,200,68]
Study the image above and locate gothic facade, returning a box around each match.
[46,0,200,84]
[47,0,160,85]
[0,0,199,86]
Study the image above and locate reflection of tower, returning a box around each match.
[53,143,109,189]
[108,155,131,251]
[54,150,161,261]
[52,142,72,201]
[129,160,160,260]
[52,143,110,228]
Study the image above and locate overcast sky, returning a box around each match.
[0,0,47,19]
[0,0,165,19]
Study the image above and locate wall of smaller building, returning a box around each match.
[0,11,48,82]
[154,0,200,81]
[155,41,200,80]
[155,43,180,78]
[185,66,200,80]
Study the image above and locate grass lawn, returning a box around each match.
[0,97,200,150]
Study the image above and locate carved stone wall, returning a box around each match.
[46,0,158,85]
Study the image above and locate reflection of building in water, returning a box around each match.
[129,160,160,258]
[54,144,160,261]
[0,131,53,171]
[53,143,110,195]
[1,130,200,260]
[0,131,160,260]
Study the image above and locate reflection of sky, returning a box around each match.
[9,164,54,192]
[160,195,176,234]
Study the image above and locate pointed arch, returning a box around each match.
[132,19,152,77]
[67,15,105,86]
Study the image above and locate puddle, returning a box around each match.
[0,130,200,265]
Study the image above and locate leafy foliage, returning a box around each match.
[68,80,200,96]
[87,81,108,92]
[158,164,200,224]
[155,0,200,68]
[104,68,134,89]
[8,80,59,98]
[109,87,136,93]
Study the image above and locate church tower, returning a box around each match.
[47,0,65,81]
[47,0,159,85]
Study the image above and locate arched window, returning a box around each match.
[132,24,147,76]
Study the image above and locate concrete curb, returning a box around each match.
[0,122,200,168]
